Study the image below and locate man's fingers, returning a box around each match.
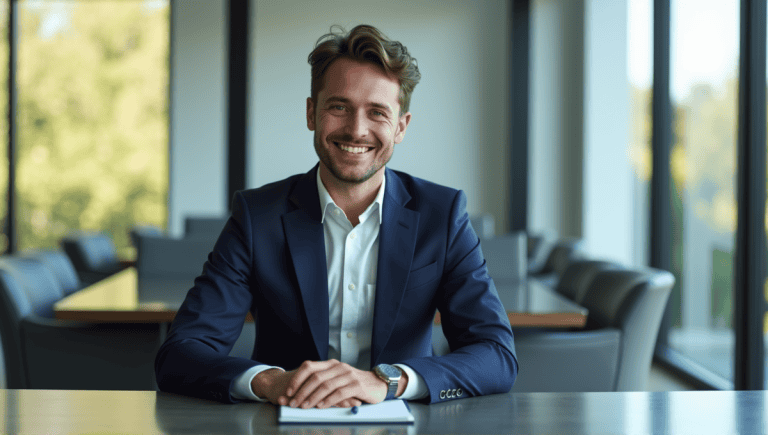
[289,363,350,407]
[314,384,361,409]
[285,360,337,396]
[302,376,361,409]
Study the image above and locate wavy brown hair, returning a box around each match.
[308,24,421,114]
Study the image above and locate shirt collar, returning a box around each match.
[317,167,386,224]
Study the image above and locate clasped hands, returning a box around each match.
[251,359,406,409]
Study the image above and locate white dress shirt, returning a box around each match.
[231,170,428,401]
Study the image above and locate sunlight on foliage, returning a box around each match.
[16,0,169,258]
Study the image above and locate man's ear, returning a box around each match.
[394,112,412,144]
[306,97,316,131]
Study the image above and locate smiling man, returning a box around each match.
[155,24,518,408]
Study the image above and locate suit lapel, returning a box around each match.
[371,168,420,365]
[282,166,329,361]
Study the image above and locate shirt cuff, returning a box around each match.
[393,363,428,400]
[231,365,285,401]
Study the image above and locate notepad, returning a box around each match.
[278,399,415,424]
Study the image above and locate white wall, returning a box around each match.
[248,0,511,233]
[530,0,635,264]
[582,0,633,263]
[169,0,228,237]
[529,0,584,238]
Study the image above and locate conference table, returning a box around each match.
[1,388,765,434]
[54,267,588,328]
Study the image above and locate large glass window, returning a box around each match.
[627,0,652,267]
[16,0,169,259]
[667,0,739,382]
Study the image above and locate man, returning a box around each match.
[155,24,518,408]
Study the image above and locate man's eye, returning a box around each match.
[372,111,385,117]
[331,105,345,111]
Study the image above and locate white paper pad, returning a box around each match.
[278,399,414,424]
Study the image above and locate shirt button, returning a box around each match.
[347,332,353,338]
[334,209,341,216]
[350,233,356,239]
[348,283,355,291]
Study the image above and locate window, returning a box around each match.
[627,0,652,266]
[16,0,168,258]
[665,0,739,383]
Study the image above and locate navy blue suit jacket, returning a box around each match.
[155,165,518,403]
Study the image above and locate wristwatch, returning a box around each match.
[373,363,402,400]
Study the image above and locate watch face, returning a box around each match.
[376,364,401,379]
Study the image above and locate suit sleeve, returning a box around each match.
[154,192,262,403]
[399,190,519,403]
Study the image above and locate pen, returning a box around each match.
[351,406,359,415]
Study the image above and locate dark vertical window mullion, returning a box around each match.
[734,0,766,391]
[650,0,672,349]
[7,0,16,254]
[227,0,248,207]
[509,0,529,232]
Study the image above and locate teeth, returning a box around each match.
[337,143,369,154]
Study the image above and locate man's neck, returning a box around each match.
[319,165,384,226]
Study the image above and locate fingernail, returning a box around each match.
[317,401,324,408]
[290,400,297,407]
[286,388,293,396]
[302,402,309,408]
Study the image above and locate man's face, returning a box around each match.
[307,57,411,185]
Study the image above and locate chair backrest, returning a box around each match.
[61,232,120,273]
[480,232,527,283]
[0,256,65,388]
[135,234,214,281]
[581,268,674,391]
[526,231,555,274]
[130,225,164,247]
[20,249,82,296]
[537,238,585,277]
[557,259,620,304]
[184,216,228,237]
[469,214,496,240]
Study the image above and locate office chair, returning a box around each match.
[0,256,161,390]
[184,215,229,237]
[20,249,82,296]
[61,232,126,285]
[469,213,496,240]
[556,259,621,304]
[511,267,674,392]
[480,232,527,284]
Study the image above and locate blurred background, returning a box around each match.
[0,0,764,392]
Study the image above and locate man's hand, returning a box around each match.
[282,359,392,409]
[252,360,409,409]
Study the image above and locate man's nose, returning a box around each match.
[346,110,370,140]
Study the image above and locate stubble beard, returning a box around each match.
[314,131,392,185]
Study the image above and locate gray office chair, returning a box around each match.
[469,213,496,240]
[533,238,586,287]
[20,249,82,296]
[556,259,620,304]
[511,268,674,392]
[526,231,555,274]
[480,232,527,284]
[184,215,229,237]
[134,233,254,359]
[0,256,161,390]
[61,232,126,285]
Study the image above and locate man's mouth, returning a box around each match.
[334,142,372,154]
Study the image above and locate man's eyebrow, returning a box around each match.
[324,96,394,113]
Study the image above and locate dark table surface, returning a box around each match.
[1,389,764,434]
